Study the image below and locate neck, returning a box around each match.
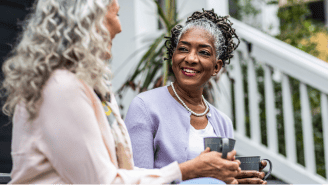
[173,81,204,105]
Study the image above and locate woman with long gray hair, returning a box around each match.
[2,0,240,184]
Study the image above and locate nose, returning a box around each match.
[185,50,198,64]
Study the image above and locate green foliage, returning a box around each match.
[276,0,320,56]
[230,0,262,21]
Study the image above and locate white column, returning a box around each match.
[111,0,157,115]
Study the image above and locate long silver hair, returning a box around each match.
[2,0,113,120]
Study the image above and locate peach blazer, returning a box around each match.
[10,69,181,184]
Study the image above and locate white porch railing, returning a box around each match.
[220,18,328,184]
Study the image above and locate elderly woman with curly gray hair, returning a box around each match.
[2,0,242,184]
[125,9,268,184]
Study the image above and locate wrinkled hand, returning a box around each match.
[235,160,268,184]
[236,170,266,184]
[179,147,241,184]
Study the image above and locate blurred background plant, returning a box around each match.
[117,0,178,96]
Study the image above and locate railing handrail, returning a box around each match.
[226,18,328,183]
[0,173,11,177]
[230,18,328,94]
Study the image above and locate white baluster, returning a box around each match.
[321,93,328,179]
[300,83,316,174]
[247,59,260,144]
[232,52,245,136]
[264,65,278,153]
[282,74,297,163]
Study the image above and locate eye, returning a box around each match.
[199,50,211,56]
[178,47,188,52]
[117,13,119,16]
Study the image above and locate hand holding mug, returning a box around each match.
[235,156,272,184]
[179,148,241,184]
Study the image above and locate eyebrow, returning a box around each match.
[180,41,213,49]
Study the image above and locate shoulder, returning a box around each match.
[126,86,170,125]
[130,86,169,106]
[42,69,87,101]
[128,86,167,111]
[136,86,168,101]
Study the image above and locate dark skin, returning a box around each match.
[169,28,267,184]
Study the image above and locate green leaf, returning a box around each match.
[154,0,171,33]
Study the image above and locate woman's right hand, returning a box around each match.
[179,147,241,184]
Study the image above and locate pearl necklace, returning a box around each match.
[171,82,209,117]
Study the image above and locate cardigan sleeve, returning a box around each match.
[36,71,181,184]
[125,96,156,169]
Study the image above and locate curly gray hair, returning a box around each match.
[177,18,226,60]
[2,0,113,120]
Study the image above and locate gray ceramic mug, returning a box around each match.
[235,156,272,180]
[204,137,236,159]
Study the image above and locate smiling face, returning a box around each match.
[172,28,222,89]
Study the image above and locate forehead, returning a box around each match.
[179,28,215,47]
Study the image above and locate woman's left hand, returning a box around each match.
[235,170,266,184]
[235,160,268,184]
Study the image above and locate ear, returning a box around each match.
[212,59,223,76]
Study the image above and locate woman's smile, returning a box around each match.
[181,67,199,77]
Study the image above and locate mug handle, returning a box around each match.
[221,138,229,159]
[261,159,272,180]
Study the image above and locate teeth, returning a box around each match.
[183,68,196,73]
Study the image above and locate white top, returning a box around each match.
[10,69,182,184]
[187,122,218,160]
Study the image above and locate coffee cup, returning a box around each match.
[235,156,272,180]
[204,137,235,159]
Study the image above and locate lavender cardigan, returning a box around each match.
[125,86,234,169]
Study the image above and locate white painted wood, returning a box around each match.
[230,18,328,94]
[214,72,232,119]
[282,74,297,163]
[264,65,278,153]
[234,132,328,184]
[300,83,316,174]
[247,59,261,144]
[321,93,328,179]
[231,53,245,135]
